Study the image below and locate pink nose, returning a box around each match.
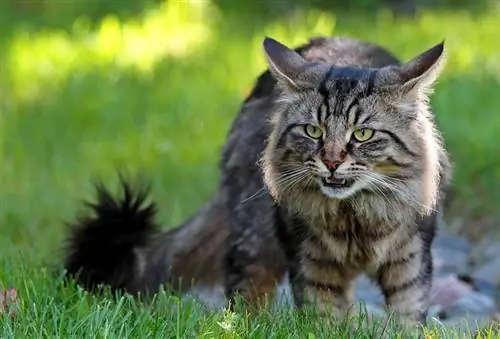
[323,160,341,170]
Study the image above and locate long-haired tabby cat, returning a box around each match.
[62,36,451,327]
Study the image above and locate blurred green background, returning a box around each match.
[1,0,499,268]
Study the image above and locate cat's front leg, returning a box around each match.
[302,278,355,318]
[299,238,357,318]
[375,234,432,326]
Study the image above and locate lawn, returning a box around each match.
[1,0,499,337]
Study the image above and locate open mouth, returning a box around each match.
[322,176,355,189]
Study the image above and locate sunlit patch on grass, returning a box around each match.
[6,0,217,103]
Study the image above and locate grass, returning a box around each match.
[1,0,500,337]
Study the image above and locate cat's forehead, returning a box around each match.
[325,66,375,81]
[284,67,385,124]
[283,66,392,130]
[321,66,376,97]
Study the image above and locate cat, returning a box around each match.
[62,36,451,326]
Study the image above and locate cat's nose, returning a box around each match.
[323,160,341,171]
[321,145,347,171]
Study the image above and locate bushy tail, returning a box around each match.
[63,178,159,293]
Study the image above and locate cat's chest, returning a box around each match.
[308,213,397,268]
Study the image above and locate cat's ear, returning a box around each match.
[263,37,312,89]
[377,41,446,95]
[398,41,446,93]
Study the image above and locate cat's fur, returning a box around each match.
[63,36,451,325]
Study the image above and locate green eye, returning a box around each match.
[304,125,323,139]
[353,128,374,142]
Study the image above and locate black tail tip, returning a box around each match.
[63,177,159,292]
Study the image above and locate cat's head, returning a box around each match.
[261,37,446,209]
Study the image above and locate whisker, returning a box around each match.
[279,172,308,190]
[279,171,311,195]
[278,168,308,176]
[275,170,309,186]
[361,172,437,213]
[240,186,268,204]
[359,173,398,211]
[240,165,310,205]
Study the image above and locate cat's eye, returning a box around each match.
[304,125,323,139]
[352,128,374,142]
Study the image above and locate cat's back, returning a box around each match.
[298,36,401,68]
